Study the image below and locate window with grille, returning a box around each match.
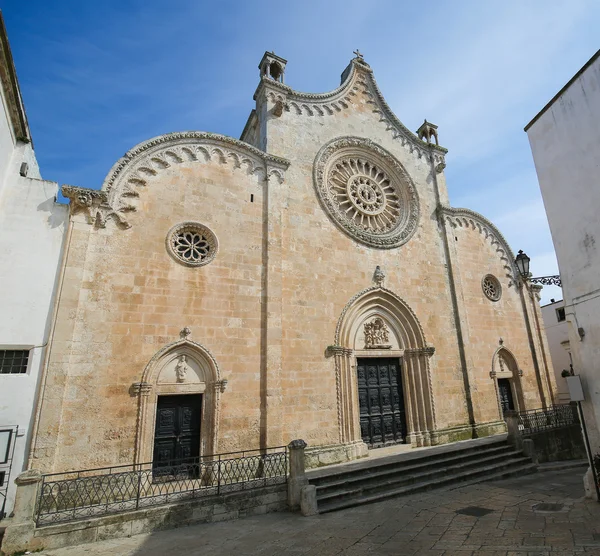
[0,350,30,374]
[556,307,566,322]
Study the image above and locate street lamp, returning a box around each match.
[515,250,561,287]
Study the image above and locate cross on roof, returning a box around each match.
[353,49,363,59]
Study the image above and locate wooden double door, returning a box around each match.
[153,394,202,470]
[357,358,407,447]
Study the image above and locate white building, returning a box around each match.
[0,13,67,518]
[540,299,571,404]
[525,49,600,473]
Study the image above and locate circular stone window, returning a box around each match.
[313,136,419,249]
[482,274,502,302]
[166,222,218,267]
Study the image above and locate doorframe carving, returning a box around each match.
[490,346,524,418]
[331,286,437,447]
[132,337,222,465]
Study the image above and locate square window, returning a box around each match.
[0,350,29,374]
[556,307,566,322]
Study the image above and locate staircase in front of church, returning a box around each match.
[307,436,536,514]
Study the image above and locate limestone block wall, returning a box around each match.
[256,67,468,445]
[32,161,269,472]
[447,216,551,422]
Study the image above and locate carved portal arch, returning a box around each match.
[133,337,223,465]
[490,345,525,417]
[331,287,437,447]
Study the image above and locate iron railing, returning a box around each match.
[517,404,578,434]
[36,446,287,526]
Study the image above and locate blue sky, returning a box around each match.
[4,0,599,303]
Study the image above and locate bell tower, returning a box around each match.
[258,51,287,84]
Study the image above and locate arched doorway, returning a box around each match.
[332,287,437,448]
[491,346,524,417]
[132,332,223,465]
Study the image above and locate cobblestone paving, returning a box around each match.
[40,469,600,555]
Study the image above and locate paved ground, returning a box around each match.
[40,468,600,556]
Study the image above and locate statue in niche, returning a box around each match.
[364,317,392,349]
[175,355,189,383]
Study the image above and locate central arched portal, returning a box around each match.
[333,287,437,448]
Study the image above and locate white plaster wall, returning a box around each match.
[527,53,600,447]
[540,301,571,403]
[0,174,67,516]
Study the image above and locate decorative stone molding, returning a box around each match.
[62,185,121,228]
[256,57,447,163]
[325,345,353,358]
[334,286,437,447]
[215,378,228,393]
[373,265,385,287]
[65,133,289,230]
[166,222,218,267]
[180,327,192,339]
[439,206,518,285]
[403,346,436,358]
[364,317,391,349]
[313,136,420,249]
[131,382,152,396]
[335,286,427,346]
[134,335,222,465]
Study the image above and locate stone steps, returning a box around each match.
[308,438,537,514]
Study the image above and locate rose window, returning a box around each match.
[331,160,401,232]
[482,274,502,302]
[166,222,218,267]
[313,137,419,249]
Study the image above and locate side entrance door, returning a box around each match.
[357,358,406,447]
[153,394,202,472]
[497,378,515,413]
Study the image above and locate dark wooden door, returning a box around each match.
[357,358,406,446]
[153,394,202,471]
[498,378,515,413]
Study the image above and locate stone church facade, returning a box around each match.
[29,52,556,473]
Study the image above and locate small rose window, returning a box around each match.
[482,274,502,302]
[166,222,218,267]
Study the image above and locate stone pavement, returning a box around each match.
[38,468,600,555]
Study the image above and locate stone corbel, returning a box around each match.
[325,345,353,358]
[215,379,228,393]
[62,185,109,226]
[131,382,152,396]
[404,346,436,358]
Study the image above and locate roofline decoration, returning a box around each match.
[0,11,31,143]
[64,131,290,230]
[255,57,448,162]
[439,206,519,285]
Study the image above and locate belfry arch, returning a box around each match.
[132,333,224,465]
[331,287,437,448]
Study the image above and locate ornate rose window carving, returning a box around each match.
[313,137,420,248]
[482,274,502,302]
[166,222,218,267]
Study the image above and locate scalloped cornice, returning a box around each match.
[63,132,290,229]
[256,58,448,162]
[439,206,518,285]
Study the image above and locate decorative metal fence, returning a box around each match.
[517,404,578,434]
[36,446,287,526]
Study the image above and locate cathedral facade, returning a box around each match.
[29,52,556,473]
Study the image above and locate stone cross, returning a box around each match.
[353,49,363,59]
